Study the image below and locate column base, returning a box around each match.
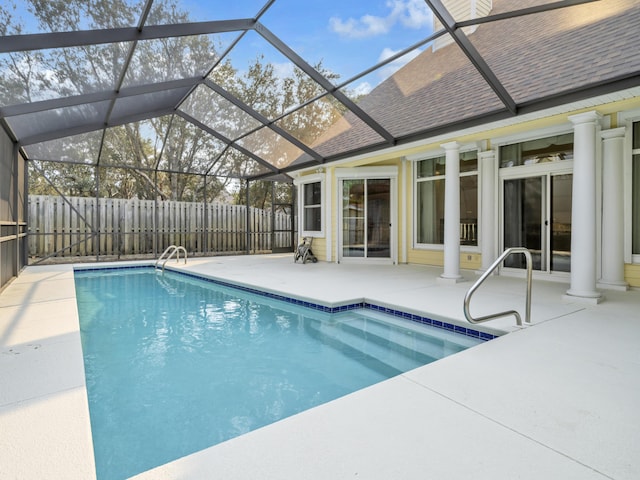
[437,274,465,285]
[597,280,629,291]
[563,289,604,305]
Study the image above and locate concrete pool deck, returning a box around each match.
[1,254,639,479]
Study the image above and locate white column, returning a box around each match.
[478,150,497,273]
[324,169,332,263]
[599,127,628,290]
[401,159,408,264]
[439,141,463,282]
[565,111,603,303]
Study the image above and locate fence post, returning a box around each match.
[203,176,208,255]
[95,166,100,261]
[245,180,250,254]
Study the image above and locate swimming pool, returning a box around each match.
[75,267,489,480]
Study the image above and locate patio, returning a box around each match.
[1,254,638,479]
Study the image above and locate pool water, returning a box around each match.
[75,268,483,480]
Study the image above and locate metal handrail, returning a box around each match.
[463,247,532,327]
[155,245,187,272]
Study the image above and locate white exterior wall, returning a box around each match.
[433,0,493,50]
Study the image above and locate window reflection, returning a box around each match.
[415,151,478,246]
[500,133,574,168]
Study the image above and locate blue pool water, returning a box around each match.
[75,267,485,480]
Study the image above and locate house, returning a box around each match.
[1,2,640,477]
[290,0,640,299]
[1,0,639,297]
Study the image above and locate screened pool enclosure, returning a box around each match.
[1,0,638,290]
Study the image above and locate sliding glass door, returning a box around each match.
[503,173,572,273]
[341,178,391,260]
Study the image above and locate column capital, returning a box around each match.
[568,110,601,126]
[440,141,460,151]
[600,126,626,140]
[478,150,495,161]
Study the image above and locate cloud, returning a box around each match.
[378,46,421,63]
[272,62,295,80]
[398,0,433,29]
[351,81,373,97]
[376,46,422,80]
[329,0,432,39]
[329,14,391,39]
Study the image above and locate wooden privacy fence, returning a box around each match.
[28,195,294,259]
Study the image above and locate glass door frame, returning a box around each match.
[335,167,398,264]
[499,160,573,278]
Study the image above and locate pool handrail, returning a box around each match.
[155,245,187,272]
[463,247,532,327]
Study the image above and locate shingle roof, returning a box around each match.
[292,0,640,168]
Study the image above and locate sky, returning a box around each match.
[179,0,436,94]
[5,0,437,95]
[259,0,435,93]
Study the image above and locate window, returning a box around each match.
[415,151,478,246]
[633,122,640,255]
[302,181,322,234]
[500,133,573,168]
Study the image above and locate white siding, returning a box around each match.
[433,0,493,51]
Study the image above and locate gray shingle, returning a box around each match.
[301,0,640,162]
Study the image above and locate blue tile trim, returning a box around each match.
[74,265,151,273]
[350,300,498,340]
[74,265,498,341]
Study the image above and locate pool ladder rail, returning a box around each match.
[155,245,187,273]
[463,247,532,327]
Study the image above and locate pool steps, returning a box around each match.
[305,312,477,375]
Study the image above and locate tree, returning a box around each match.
[234,180,295,213]
[3,0,349,206]
[29,161,95,197]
